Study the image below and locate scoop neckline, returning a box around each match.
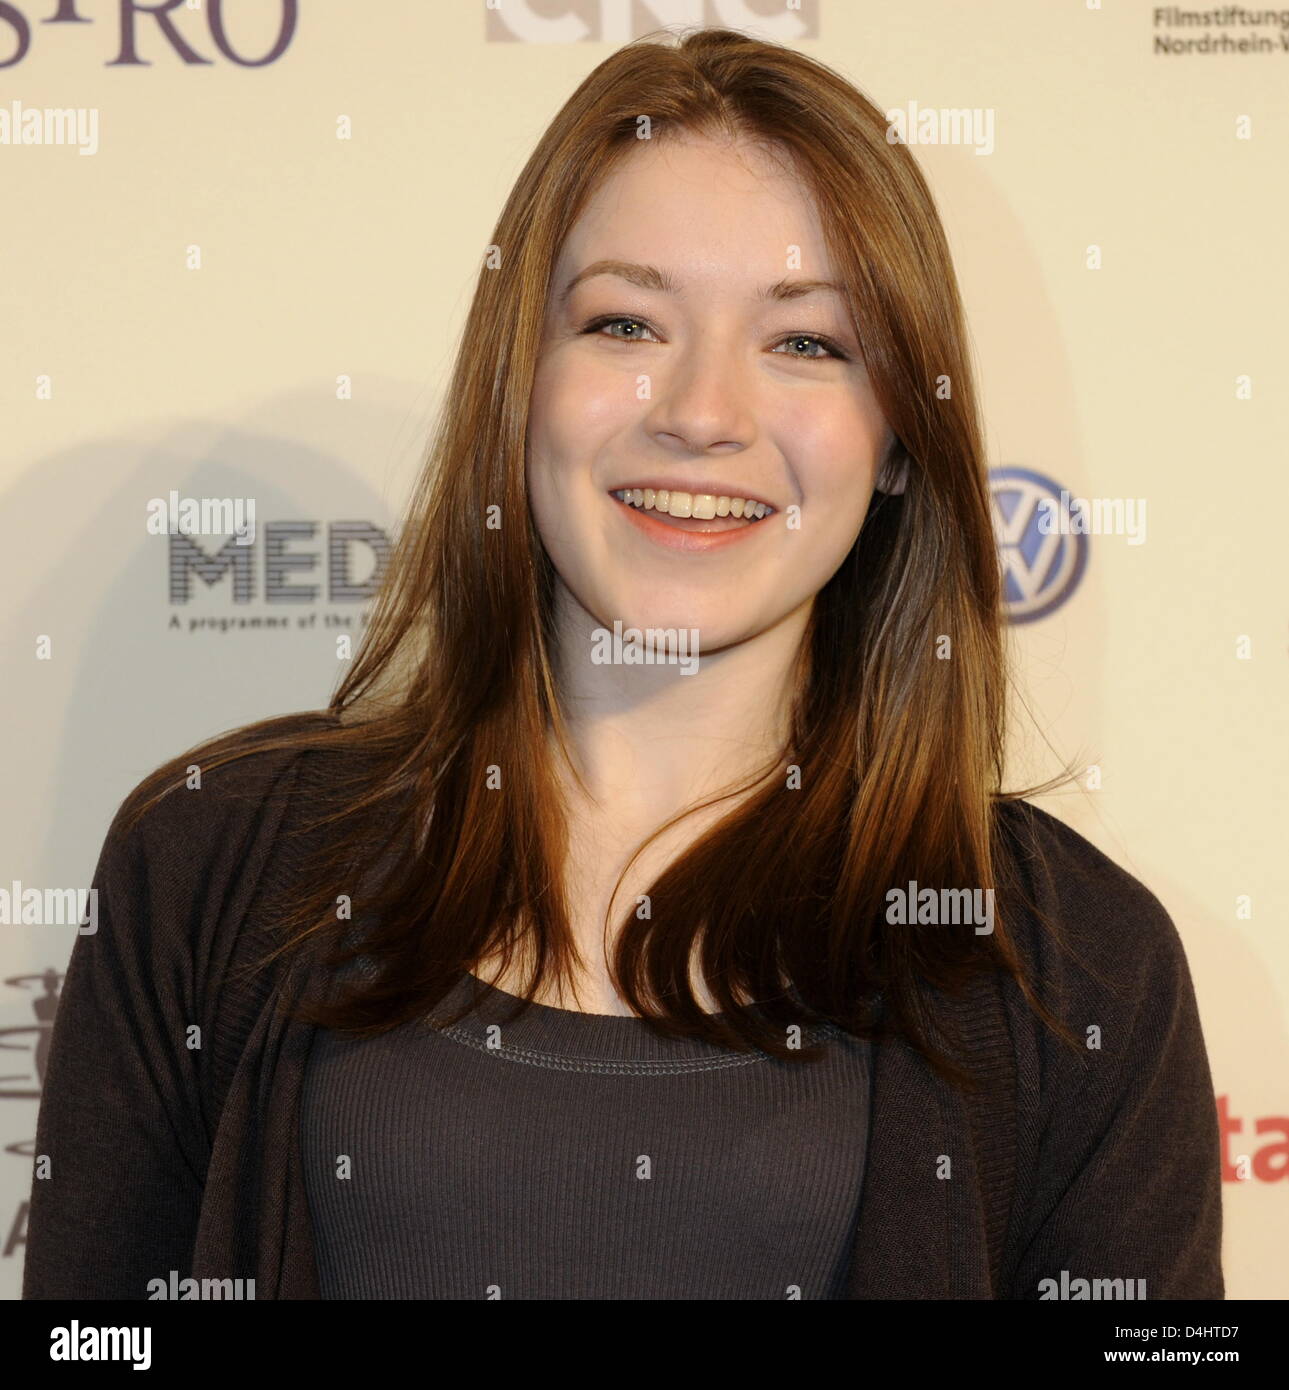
[429,970,844,1071]
[463,971,731,1021]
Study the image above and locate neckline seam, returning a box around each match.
[421,1016,844,1074]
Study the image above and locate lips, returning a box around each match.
[607,486,776,552]
[609,481,777,518]
[611,482,776,540]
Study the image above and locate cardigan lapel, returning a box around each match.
[260,941,332,1297]
[845,1029,951,1297]
[844,1025,993,1298]
[192,931,327,1297]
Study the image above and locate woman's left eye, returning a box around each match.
[773,333,845,361]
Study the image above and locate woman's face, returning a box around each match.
[526,133,896,657]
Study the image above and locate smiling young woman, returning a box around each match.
[23,27,1222,1301]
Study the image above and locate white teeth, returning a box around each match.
[611,488,774,520]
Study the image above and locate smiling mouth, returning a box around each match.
[609,487,775,533]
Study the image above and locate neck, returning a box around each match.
[547,586,810,833]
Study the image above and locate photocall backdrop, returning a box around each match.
[2,0,1285,1300]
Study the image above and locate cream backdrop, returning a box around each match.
[2,0,1285,1300]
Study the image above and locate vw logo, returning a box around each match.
[989,467,1088,624]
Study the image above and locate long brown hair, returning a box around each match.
[120,28,1078,1082]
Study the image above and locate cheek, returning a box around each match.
[529,356,632,483]
[526,363,624,558]
[788,404,887,521]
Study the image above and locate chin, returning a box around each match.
[604,599,771,655]
[599,588,725,633]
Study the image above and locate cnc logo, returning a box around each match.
[484,0,819,43]
[989,466,1089,625]
[0,0,298,69]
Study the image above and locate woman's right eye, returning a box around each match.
[582,315,660,343]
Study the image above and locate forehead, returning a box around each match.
[554,135,833,287]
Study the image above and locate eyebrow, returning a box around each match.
[557,259,847,305]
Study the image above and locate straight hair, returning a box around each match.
[120,28,1079,1084]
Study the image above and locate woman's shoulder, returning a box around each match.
[96,710,344,925]
[991,796,1196,1018]
[112,710,338,844]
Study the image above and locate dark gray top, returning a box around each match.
[299,969,872,1299]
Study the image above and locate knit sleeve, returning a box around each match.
[21,728,319,1300]
[21,792,211,1299]
[1003,804,1225,1300]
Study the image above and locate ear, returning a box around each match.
[876,440,908,496]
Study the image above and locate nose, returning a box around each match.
[642,334,756,457]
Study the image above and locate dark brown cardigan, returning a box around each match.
[22,737,1224,1299]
